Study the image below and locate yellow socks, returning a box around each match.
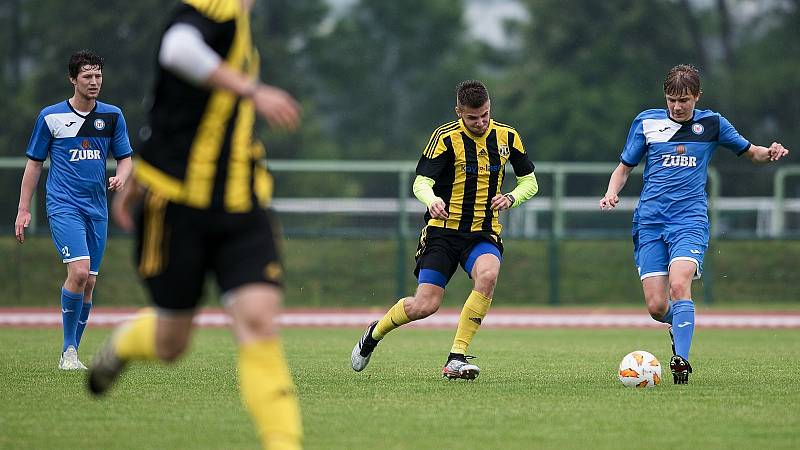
[451,290,492,354]
[113,308,158,361]
[372,298,411,340]
[239,339,302,450]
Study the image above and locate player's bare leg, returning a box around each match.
[227,283,301,450]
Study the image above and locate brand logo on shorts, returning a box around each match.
[94,118,105,130]
[61,246,70,257]
[690,249,701,254]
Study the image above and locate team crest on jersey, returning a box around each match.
[691,123,704,135]
[498,144,510,157]
[94,118,105,130]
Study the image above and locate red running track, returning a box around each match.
[2,307,800,329]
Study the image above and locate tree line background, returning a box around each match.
[0,0,797,198]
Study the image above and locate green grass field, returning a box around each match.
[1,327,799,449]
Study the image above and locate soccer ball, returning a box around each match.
[618,350,662,388]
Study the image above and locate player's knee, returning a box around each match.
[157,341,188,363]
[84,277,97,294]
[474,265,499,287]
[68,269,90,289]
[407,295,440,319]
[669,281,691,300]
[241,313,279,338]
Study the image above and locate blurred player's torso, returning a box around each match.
[136,0,271,213]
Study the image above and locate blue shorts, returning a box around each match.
[48,212,107,275]
[632,222,708,280]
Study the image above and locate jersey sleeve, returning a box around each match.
[416,132,452,179]
[111,112,134,160]
[619,115,646,167]
[24,112,51,162]
[718,115,751,155]
[507,130,535,177]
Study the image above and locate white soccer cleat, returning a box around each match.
[59,346,81,370]
[442,356,480,380]
[76,358,88,370]
[351,321,379,372]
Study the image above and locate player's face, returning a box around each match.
[71,65,103,101]
[665,92,699,122]
[456,101,491,136]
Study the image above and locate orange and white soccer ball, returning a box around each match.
[618,350,662,388]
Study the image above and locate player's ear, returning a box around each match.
[454,104,461,118]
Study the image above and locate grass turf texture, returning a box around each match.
[1,327,798,449]
[2,236,799,307]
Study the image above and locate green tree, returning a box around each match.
[498,0,701,162]
[304,0,479,162]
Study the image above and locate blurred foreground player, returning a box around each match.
[88,1,303,448]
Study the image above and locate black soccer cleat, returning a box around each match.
[87,338,127,396]
[669,355,693,385]
[351,320,380,372]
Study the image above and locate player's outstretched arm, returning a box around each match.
[743,142,789,164]
[599,163,633,210]
[108,156,133,192]
[15,159,44,243]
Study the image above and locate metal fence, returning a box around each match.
[3,157,799,303]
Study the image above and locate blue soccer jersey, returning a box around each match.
[25,100,133,219]
[619,109,750,225]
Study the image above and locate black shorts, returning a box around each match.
[135,191,283,311]
[413,225,504,283]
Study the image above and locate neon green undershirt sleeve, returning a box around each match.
[508,172,539,208]
[412,175,440,207]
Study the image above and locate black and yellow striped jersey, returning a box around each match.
[135,0,272,212]
[415,119,535,234]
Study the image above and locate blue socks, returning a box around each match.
[671,300,695,360]
[60,288,83,352]
[76,301,93,348]
[656,300,674,324]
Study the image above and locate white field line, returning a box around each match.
[2,311,800,328]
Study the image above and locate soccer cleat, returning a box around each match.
[351,321,380,372]
[88,337,127,396]
[59,345,81,370]
[76,358,88,370]
[669,355,693,384]
[668,326,676,355]
[442,355,480,380]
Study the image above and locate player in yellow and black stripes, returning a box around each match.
[351,80,540,380]
[87,1,302,448]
